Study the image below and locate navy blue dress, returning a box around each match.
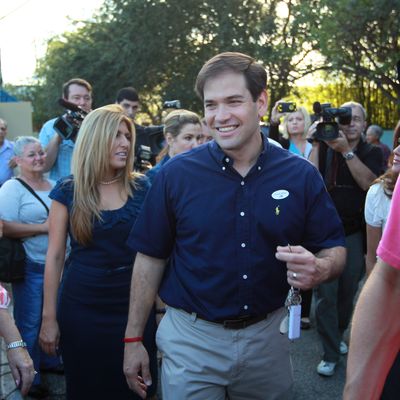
[50,176,157,400]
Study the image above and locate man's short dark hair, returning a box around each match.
[116,87,140,103]
[62,78,92,99]
[195,52,267,102]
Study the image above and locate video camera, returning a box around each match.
[53,99,88,142]
[311,102,352,141]
[134,99,181,171]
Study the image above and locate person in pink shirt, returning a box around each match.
[344,123,400,399]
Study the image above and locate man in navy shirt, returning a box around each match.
[123,52,346,400]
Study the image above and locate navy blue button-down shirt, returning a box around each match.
[127,136,345,321]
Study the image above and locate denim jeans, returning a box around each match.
[12,257,61,385]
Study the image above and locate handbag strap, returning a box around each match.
[15,178,50,215]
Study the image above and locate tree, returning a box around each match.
[304,0,400,105]
[32,0,312,123]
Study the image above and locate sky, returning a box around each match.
[0,0,105,85]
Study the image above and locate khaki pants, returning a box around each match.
[156,307,293,400]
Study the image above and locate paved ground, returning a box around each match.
[1,310,347,400]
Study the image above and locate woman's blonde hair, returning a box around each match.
[281,106,311,139]
[70,104,138,245]
[156,109,201,161]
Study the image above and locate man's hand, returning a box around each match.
[324,130,351,155]
[123,343,152,399]
[276,245,325,290]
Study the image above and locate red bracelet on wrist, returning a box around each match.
[123,337,143,343]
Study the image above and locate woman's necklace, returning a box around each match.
[99,174,122,185]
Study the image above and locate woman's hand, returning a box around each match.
[270,100,286,125]
[39,318,60,356]
[7,347,35,396]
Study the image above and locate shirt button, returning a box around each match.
[243,274,248,279]
[243,305,248,310]
[240,181,245,186]
[241,243,246,248]
[257,166,261,170]
[240,211,245,216]
[222,166,226,171]
[225,157,230,163]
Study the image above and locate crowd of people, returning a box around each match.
[0,51,399,400]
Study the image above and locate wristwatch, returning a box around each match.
[7,340,27,350]
[342,151,355,160]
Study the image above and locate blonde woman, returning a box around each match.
[39,105,157,399]
[269,102,313,158]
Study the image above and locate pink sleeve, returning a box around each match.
[0,284,10,309]
[377,180,400,269]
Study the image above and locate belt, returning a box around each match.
[196,314,268,330]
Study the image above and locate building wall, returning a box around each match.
[0,101,33,140]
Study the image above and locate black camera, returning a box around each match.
[134,124,165,172]
[53,99,88,142]
[312,102,352,141]
[163,100,181,109]
[278,102,296,113]
[134,144,153,171]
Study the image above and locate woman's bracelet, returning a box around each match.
[123,337,143,343]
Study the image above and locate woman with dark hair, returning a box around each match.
[39,105,157,399]
[147,109,202,182]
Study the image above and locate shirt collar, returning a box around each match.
[0,139,13,153]
[208,132,270,170]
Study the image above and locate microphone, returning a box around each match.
[58,98,82,112]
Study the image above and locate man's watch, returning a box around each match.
[6,340,27,350]
[342,151,355,160]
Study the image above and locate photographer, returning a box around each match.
[39,78,93,181]
[269,101,313,159]
[308,101,383,377]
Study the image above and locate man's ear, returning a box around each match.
[257,90,268,118]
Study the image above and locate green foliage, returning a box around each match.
[293,74,399,129]
[306,0,400,103]
[21,0,400,127]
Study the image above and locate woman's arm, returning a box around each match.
[365,224,382,277]
[39,200,68,356]
[2,220,48,238]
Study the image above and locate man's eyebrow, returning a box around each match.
[204,94,244,103]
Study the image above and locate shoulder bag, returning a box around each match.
[0,178,49,282]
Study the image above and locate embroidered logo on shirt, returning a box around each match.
[271,190,289,200]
